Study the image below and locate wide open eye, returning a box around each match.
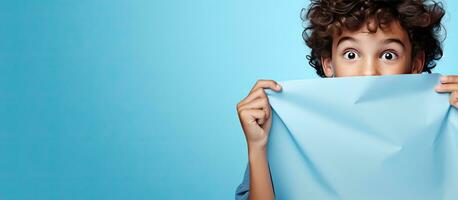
[343,50,360,60]
[380,51,398,61]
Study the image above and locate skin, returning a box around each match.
[236,19,458,200]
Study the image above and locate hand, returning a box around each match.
[236,80,282,150]
[435,75,458,108]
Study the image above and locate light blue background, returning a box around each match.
[0,0,457,199]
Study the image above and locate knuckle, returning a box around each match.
[259,110,266,117]
[238,109,247,117]
[254,87,264,95]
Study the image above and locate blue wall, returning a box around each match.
[0,0,457,199]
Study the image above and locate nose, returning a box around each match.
[362,58,381,76]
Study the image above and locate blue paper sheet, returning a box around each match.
[265,73,458,200]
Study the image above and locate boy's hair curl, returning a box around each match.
[302,0,445,77]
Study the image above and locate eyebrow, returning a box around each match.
[336,36,406,49]
[336,36,357,47]
[383,38,406,48]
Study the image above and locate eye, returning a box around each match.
[380,51,398,61]
[343,50,359,60]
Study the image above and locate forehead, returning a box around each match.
[333,20,411,45]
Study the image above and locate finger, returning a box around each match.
[440,75,458,84]
[260,111,273,130]
[238,95,269,110]
[237,80,281,109]
[238,98,271,120]
[435,83,458,93]
[250,80,282,94]
[239,109,268,125]
[237,80,281,110]
[450,91,458,108]
[238,87,268,108]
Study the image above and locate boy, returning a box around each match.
[235,0,457,199]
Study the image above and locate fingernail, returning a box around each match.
[441,76,447,83]
[276,84,282,90]
[435,85,441,91]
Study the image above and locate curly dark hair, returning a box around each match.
[301,0,446,77]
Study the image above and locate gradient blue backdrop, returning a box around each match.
[0,0,457,199]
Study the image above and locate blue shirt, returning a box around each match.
[235,164,250,200]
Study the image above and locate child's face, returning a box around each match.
[321,19,425,77]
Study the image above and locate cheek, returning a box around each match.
[333,66,364,77]
[332,58,365,77]
[379,58,412,74]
